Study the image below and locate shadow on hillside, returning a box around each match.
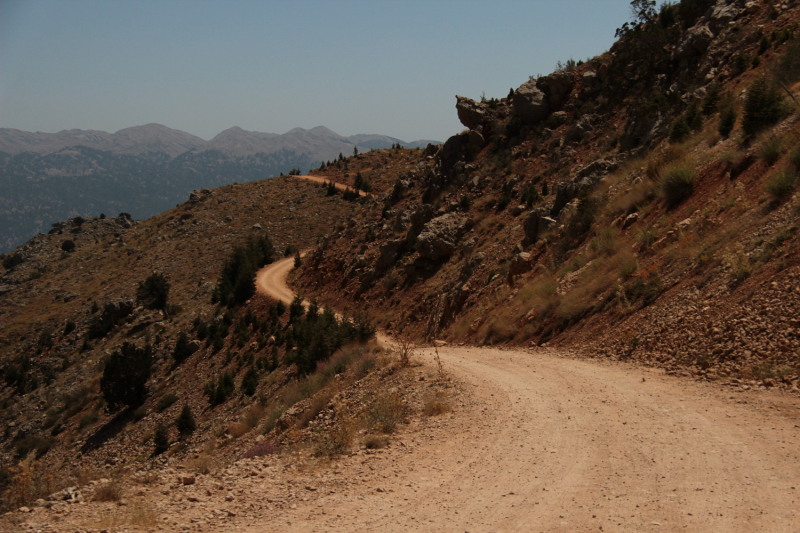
[80,408,134,455]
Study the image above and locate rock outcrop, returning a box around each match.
[415,214,472,261]
[512,80,550,124]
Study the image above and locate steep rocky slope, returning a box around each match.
[294,0,800,390]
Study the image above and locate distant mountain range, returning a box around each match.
[0,124,440,253]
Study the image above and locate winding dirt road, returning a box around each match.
[253,259,800,532]
[292,174,370,196]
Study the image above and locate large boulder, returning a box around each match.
[551,182,583,218]
[438,132,469,175]
[575,157,619,184]
[523,209,556,243]
[674,24,715,60]
[709,2,740,34]
[536,70,575,110]
[101,299,134,324]
[415,213,472,261]
[512,80,550,125]
[509,252,532,277]
[456,96,489,130]
[376,239,405,270]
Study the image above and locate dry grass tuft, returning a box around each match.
[313,401,354,458]
[225,422,250,439]
[366,390,406,434]
[92,480,123,502]
[364,434,390,449]
[422,391,452,417]
[187,455,212,475]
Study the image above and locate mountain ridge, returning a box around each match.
[0,124,440,160]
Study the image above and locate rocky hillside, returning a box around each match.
[294,0,800,390]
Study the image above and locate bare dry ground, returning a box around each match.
[250,259,800,532]
[6,225,800,533]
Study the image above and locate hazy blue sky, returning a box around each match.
[0,0,632,142]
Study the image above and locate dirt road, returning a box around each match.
[252,258,800,532]
[292,174,370,196]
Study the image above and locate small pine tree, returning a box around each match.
[137,273,170,311]
[172,332,190,364]
[718,107,737,138]
[541,182,549,196]
[294,252,302,268]
[153,423,169,455]
[101,342,152,409]
[241,367,259,396]
[702,84,721,116]
[742,76,786,136]
[289,294,305,323]
[176,404,196,436]
[669,116,691,143]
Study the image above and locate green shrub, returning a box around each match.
[136,273,170,311]
[100,342,152,409]
[742,76,786,137]
[2,253,24,270]
[240,367,259,396]
[521,183,539,207]
[61,240,75,252]
[660,166,696,208]
[702,84,721,116]
[758,136,784,165]
[496,193,511,212]
[669,116,691,143]
[775,38,800,84]
[156,392,178,412]
[175,404,196,436]
[63,320,76,336]
[718,107,737,138]
[153,423,169,455]
[204,371,235,405]
[213,234,275,307]
[172,332,192,364]
[765,169,798,203]
[459,194,472,211]
[733,50,750,73]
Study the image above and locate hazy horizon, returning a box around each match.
[1,0,631,143]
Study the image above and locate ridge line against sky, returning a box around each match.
[0,0,632,143]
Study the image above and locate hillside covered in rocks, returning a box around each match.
[294,0,800,390]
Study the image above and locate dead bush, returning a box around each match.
[422,391,452,417]
[92,481,123,502]
[241,404,265,430]
[366,390,406,434]
[243,440,281,459]
[391,330,416,367]
[226,422,249,439]
[187,455,211,475]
